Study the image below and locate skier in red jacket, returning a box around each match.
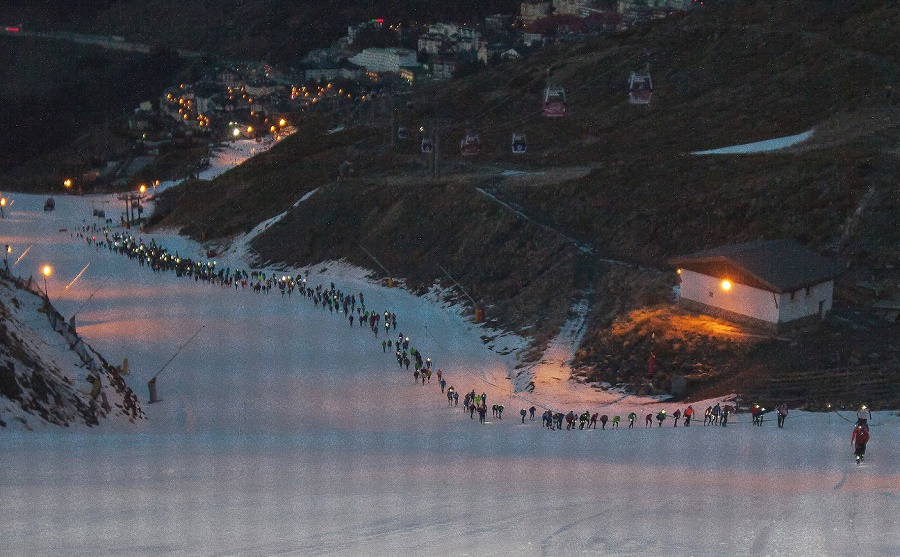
[684,405,694,426]
[851,425,870,464]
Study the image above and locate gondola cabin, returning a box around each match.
[628,71,653,105]
[460,131,481,156]
[421,137,434,153]
[511,133,527,154]
[542,86,566,117]
[397,126,409,140]
[44,197,55,211]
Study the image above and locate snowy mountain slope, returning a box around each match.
[0,271,143,429]
[0,190,898,557]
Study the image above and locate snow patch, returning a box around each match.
[299,187,320,203]
[692,129,814,155]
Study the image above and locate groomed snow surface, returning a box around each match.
[1,190,898,557]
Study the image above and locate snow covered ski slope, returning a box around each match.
[0,190,898,557]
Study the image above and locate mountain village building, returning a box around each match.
[348,48,419,74]
[669,239,842,333]
[520,1,552,23]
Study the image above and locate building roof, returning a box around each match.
[668,239,843,293]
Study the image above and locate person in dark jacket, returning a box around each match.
[776,403,788,428]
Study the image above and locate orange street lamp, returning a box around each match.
[42,265,52,298]
[63,179,72,189]
[0,197,6,218]
[721,279,732,291]
[279,118,286,127]
[139,184,147,194]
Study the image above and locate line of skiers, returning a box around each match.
[519,402,798,431]
[80,228,412,352]
[80,222,879,465]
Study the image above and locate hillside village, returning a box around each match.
[63,0,697,192]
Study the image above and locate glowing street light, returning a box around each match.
[233,128,241,138]
[721,279,732,291]
[279,118,286,127]
[139,184,147,195]
[0,196,6,218]
[63,179,72,189]
[42,265,52,299]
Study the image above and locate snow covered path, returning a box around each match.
[1,191,898,556]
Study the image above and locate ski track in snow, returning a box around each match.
[1,145,898,556]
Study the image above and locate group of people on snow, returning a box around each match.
[85,226,878,465]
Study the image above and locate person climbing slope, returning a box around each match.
[851,424,870,464]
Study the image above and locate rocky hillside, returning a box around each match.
[0,270,143,429]
[151,0,899,404]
